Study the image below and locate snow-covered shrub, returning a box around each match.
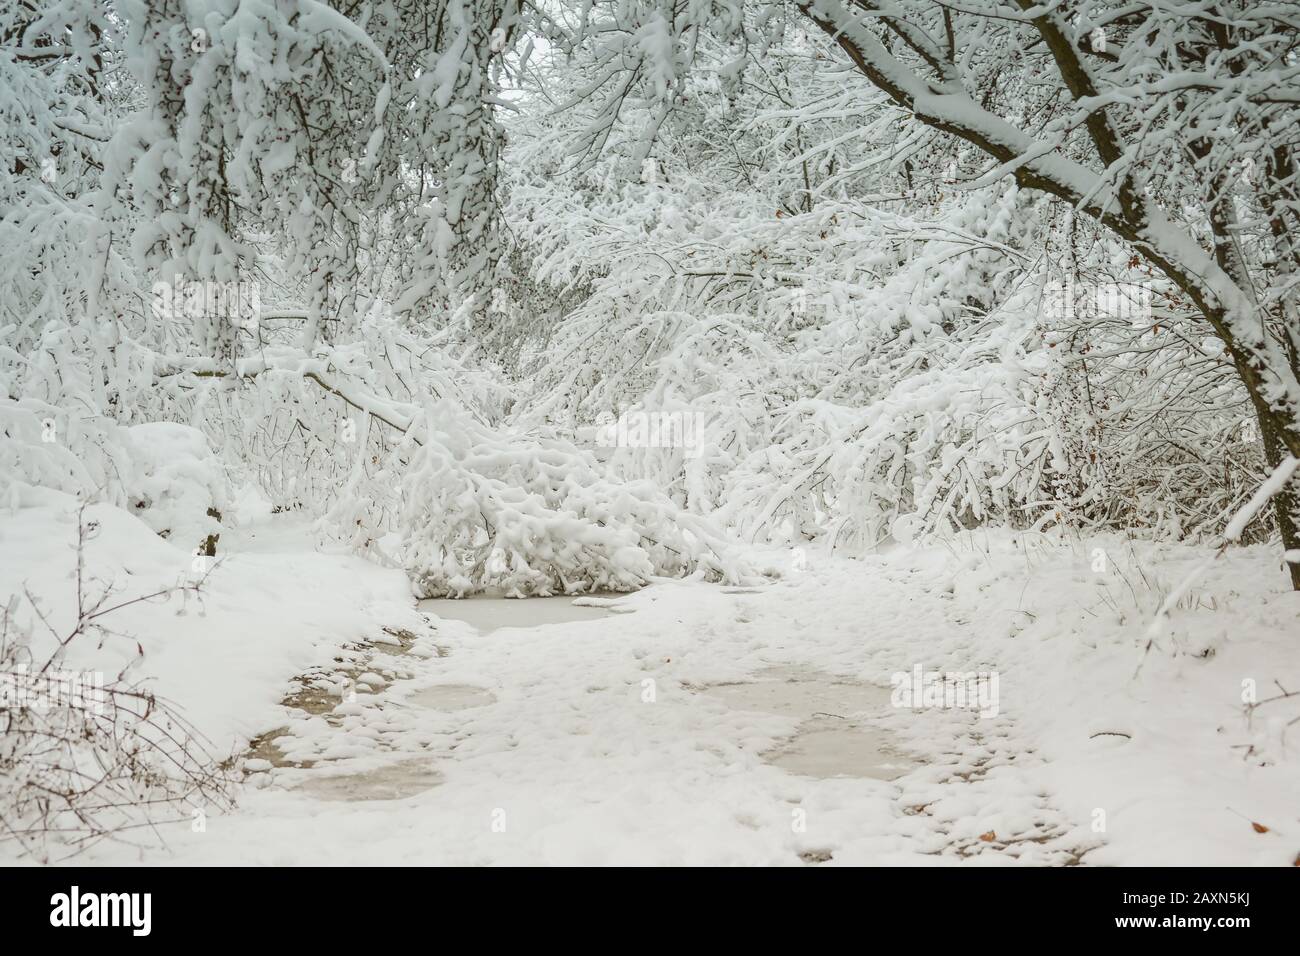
[0,315,230,551]
[0,322,136,509]
[0,400,229,553]
[399,399,741,596]
[124,422,227,549]
[0,401,127,508]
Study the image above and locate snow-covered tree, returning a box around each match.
[787,0,1300,585]
[504,0,1299,585]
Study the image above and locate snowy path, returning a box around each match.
[97,555,1102,866]
[30,515,1292,867]
[21,509,1284,867]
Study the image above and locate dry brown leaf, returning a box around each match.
[979,831,996,843]
[1252,822,1269,834]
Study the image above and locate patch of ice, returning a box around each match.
[419,594,619,633]
[293,760,442,802]
[407,684,496,711]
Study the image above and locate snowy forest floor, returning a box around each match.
[4,495,1299,866]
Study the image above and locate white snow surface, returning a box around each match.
[0,490,412,752]
[3,500,1297,866]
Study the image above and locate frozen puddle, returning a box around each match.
[705,673,889,718]
[419,593,620,633]
[764,724,911,780]
[407,683,495,711]
[704,669,915,781]
[294,759,442,802]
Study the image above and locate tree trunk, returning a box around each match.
[1257,405,1300,590]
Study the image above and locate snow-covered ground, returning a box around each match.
[4,495,1295,866]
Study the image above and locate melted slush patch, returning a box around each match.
[703,668,914,780]
[407,683,496,711]
[294,759,442,802]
